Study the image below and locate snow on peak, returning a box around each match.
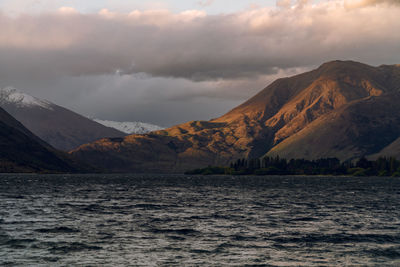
[0,87,54,110]
[93,119,164,134]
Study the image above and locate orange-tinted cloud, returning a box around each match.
[0,1,398,82]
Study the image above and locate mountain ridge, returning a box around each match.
[93,119,163,134]
[70,60,400,173]
[0,87,125,151]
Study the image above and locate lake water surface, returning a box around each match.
[1,174,400,266]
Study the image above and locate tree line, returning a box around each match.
[185,156,400,176]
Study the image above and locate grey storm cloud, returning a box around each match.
[0,1,400,126]
[0,1,399,83]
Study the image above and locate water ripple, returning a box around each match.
[0,174,399,266]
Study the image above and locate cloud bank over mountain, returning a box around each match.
[0,0,398,125]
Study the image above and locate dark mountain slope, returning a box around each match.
[0,107,88,173]
[0,88,125,151]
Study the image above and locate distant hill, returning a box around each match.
[0,87,125,151]
[93,119,163,134]
[0,107,88,173]
[70,61,400,173]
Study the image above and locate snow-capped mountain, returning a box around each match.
[93,119,163,134]
[0,87,125,151]
[0,87,53,110]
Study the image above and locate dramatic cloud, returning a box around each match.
[0,1,399,83]
[0,0,399,125]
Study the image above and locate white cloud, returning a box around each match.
[57,6,78,14]
[276,0,292,8]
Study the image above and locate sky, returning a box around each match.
[0,0,399,126]
[0,0,277,14]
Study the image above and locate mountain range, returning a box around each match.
[2,60,400,173]
[93,119,163,134]
[69,60,400,173]
[0,88,125,151]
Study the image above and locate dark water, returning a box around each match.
[1,174,400,266]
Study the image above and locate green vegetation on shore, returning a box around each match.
[185,156,400,177]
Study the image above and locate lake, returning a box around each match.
[1,174,400,266]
